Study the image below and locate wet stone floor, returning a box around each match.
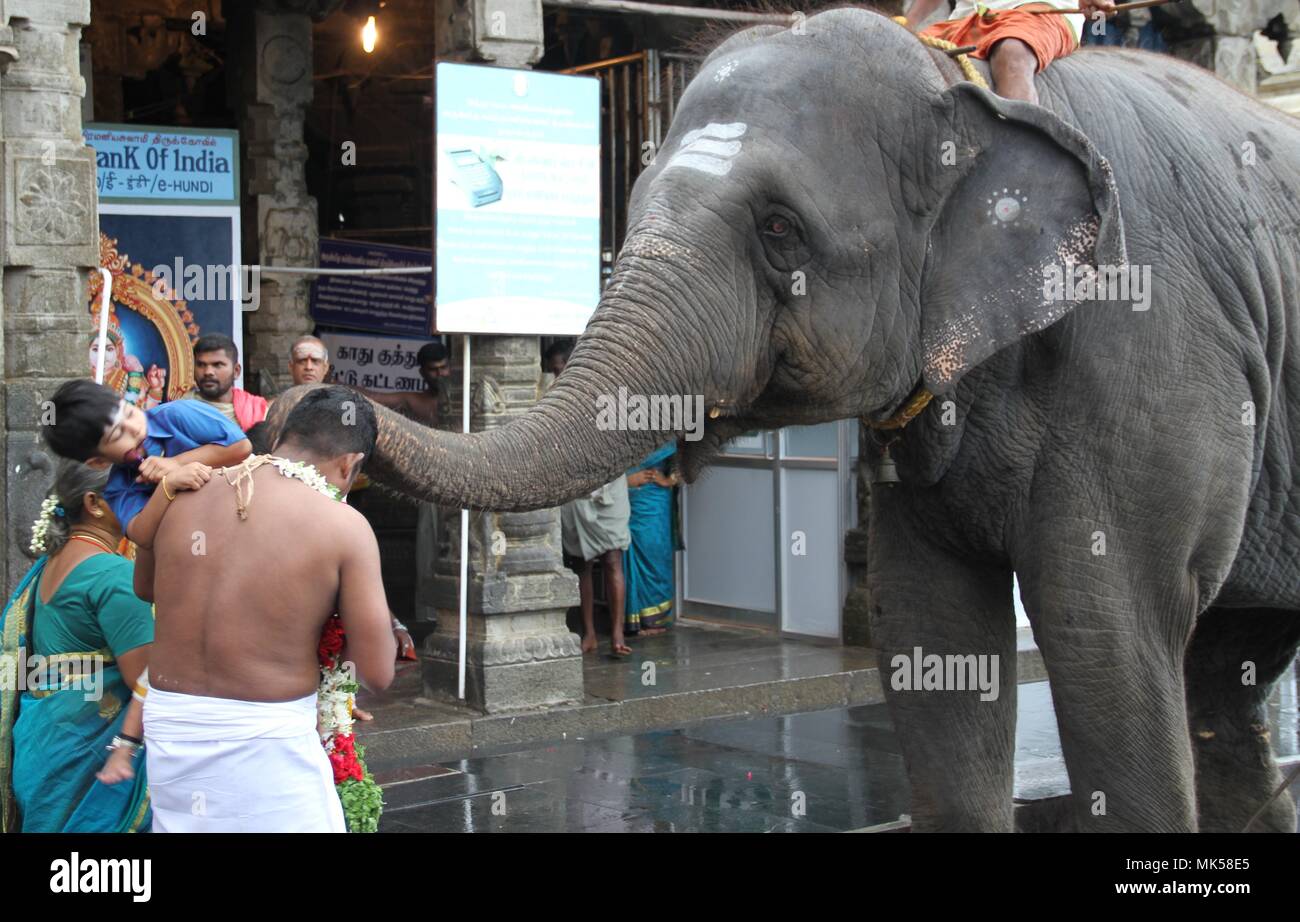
[374,667,1299,833]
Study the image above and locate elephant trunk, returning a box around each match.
[292,231,745,511]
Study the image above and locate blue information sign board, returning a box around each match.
[435,62,600,335]
[310,239,433,337]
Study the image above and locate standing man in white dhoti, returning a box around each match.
[137,386,396,832]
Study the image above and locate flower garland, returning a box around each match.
[318,615,384,833]
[267,456,343,502]
[29,495,64,556]
[277,457,380,833]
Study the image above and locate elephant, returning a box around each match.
[270,8,1300,831]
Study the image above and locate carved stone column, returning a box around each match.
[424,336,582,712]
[419,0,582,713]
[230,2,340,392]
[1,0,98,595]
[1162,0,1296,94]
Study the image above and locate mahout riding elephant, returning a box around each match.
[271,9,1300,831]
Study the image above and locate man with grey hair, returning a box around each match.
[289,335,331,386]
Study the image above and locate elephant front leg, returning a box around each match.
[870,501,1018,832]
[1018,553,1199,832]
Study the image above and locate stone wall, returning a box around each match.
[1,0,99,596]
[1161,0,1300,93]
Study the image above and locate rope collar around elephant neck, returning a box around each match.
[891,15,992,91]
[865,385,934,431]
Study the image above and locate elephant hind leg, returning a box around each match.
[1185,606,1300,833]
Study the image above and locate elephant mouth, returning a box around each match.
[675,412,766,481]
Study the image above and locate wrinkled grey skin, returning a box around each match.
[271,9,1300,831]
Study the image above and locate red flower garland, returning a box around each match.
[318,615,346,669]
[328,733,365,784]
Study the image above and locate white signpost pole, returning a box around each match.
[94,268,112,384]
[459,334,470,700]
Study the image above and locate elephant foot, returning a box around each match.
[1197,748,1298,833]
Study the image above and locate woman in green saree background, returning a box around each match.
[0,460,153,832]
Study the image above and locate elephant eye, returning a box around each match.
[758,211,810,273]
[763,215,791,238]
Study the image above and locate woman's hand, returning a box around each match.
[626,470,655,488]
[96,746,137,785]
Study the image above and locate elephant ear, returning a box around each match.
[917,83,1126,394]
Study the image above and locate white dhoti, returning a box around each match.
[143,687,345,833]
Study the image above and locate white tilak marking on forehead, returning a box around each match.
[683,138,741,159]
[664,122,748,178]
[678,122,747,147]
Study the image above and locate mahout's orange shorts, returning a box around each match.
[921,4,1079,73]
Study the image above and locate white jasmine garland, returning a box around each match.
[268,457,342,501]
[29,495,61,556]
[317,664,357,742]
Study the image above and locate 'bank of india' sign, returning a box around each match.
[434,62,600,336]
[84,125,238,204]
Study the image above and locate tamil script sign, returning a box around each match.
[320,330,433,393]
[84,124,238,205]
[310,239,433,337]
[434,62,600,335]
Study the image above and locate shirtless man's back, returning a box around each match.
[149,464,389,701]
[140,385,393,833]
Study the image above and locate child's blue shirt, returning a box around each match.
[103,400,246,535]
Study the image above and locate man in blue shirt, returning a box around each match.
[43,379,252,546]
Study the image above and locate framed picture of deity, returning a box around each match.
[84,125,244,405]
[90,206,244,405]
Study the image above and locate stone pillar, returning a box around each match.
[1,0,98,596]
[1162,0,1296,94]
[421,0,583,713]
[231,1,341,393]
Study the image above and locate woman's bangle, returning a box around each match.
[161,476,176,501]
[107,736,143,757]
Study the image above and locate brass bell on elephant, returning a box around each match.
[874,446,900,485]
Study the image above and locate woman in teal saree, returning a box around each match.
[623,443,680,635]
[0,460,153,833]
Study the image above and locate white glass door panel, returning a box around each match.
[682,466,776,613]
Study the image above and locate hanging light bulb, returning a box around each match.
[361,15,378,54]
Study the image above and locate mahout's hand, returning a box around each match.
[1079,0,1118,17]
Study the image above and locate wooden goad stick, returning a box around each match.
[1028,0,1185,15]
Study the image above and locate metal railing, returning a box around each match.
[563,48,700,264]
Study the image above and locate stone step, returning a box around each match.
[358,629,1048,771]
